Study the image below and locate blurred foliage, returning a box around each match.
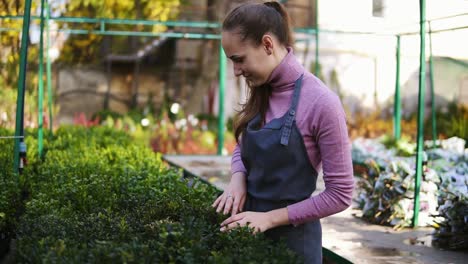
[0,0,182,130]
[76,109,237,155]
[57,0,182,64]
[309,61,325,82]
[424,102,468,144]
[0,81,58,130]
[0,88,34,128]
[91,108,123,121]
[348,102,467,145]
[1,1,39,99]
[348,110,418,140]
[380,134,415,157]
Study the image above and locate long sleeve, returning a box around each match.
[231,143,247,175]
[286,93,354,226]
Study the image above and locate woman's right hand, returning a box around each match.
[212,172,247,216]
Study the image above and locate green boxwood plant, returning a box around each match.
[3,126,301,263]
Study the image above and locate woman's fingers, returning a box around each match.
[239,196,245,212]
[216,195,228,213]
[223,195,234,215]
[231,196,240,215]
[212,195,222,208]
[221,217,248,232]
[221,212,245,227]
[220,221,241,232]
[231,195,240,216]
[212,192,246,215]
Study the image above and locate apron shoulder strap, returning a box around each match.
[280,74,304,146]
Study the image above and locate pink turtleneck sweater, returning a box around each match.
[231,49,354,226]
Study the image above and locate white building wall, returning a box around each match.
[289,0,468,115]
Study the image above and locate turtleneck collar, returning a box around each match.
[266,47,305,92]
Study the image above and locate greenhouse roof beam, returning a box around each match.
[0,27,221,39]
[426,12,468,22]
[0,15,221,29]
[400,25,468,36]
[294,27,394,36]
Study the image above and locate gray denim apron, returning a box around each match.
[241,75,322,263]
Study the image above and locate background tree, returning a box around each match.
[0,0,38,90]
[0,0,182,128]
[0,1,41,128]
[58,0,182,64]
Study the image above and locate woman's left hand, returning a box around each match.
[219,211,273,234]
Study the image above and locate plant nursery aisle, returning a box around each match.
[164,155,467,264]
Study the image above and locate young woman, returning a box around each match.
[212,1,354,263]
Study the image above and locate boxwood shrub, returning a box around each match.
[3,126,301,263]
[0,130,19,257]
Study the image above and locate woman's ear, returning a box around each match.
[262,34,274,55]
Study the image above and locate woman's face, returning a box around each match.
[222,30,275,87]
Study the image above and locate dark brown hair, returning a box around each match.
[222,1,294,143]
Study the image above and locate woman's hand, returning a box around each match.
[219,208,290,234]
[212,172,246,216]
[219,211,272,234]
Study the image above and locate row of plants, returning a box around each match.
[347,102,467,143]
[83,110,237,155]
[354,159,439,229]
[0,126,301,263]
[0,129,22,258]
[429,151,467,250]
[352,136,467,250]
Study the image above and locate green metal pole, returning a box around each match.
[13,0,33,173]
[413,0,426,228]
[46,0,53,134]
[217,42,226,155]
[394,35,401,140]
[38,0,45,158]
[314,0,320,77]
[428,22,437,146]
